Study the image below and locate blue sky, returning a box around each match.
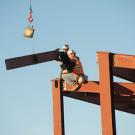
[0,0,135,135]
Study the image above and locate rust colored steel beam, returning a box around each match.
[113,82,135,94]
[52,79,65,135]
[64,81,99,93]
[63,82,135,104]
[63,91,135,114]
[62,78,135,114]
[97,52,135,69]
[63,92,100,105]
[113,53,135,69]
[98,52,116,135]
[113,67,135,82]
[63,81,135,94]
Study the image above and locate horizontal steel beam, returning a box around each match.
[113,67,135,82]
[5,49,59,70]
[113,53,135,69]
[63,80,135,114]
[63,91,135,114]
[63,81,135,94]
[97,52,135,69]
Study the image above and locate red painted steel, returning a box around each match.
[52,79,65,135]
[5,49,135,135]
[113,82,135,94]
[97,52,135,69]
[63,81,135,94]
[98,52,116,135]
[63,82,135,114]
[64,81,99,93]
[113,54,135,69]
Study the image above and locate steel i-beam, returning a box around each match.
[98,52,116,135]
[52,79,65,135]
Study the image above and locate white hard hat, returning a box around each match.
[63,44,69,49]
[67,49,74,55]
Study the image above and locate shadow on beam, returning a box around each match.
[113,67,135,82]
[63,81,135,114]
[63,91,135,114]
[63,92,100,105]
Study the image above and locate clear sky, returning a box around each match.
[0,0,135,135]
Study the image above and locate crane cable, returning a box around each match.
[28,0,33,26]
[24,0,34,38]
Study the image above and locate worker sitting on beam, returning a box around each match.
[62,49,86,91]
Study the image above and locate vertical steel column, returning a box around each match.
[98,52,116,135]
[52,79,65,135]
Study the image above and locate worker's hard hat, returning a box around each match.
[63,44,69,50]
[67,49,74,55]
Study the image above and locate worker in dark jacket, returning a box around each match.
[60,44,69,72]
[62,50,85,90]
[59,44,72,78]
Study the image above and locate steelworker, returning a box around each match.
[62,49,85,90]
[59,44,70,78]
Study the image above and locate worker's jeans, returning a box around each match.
[62,73,77,86]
